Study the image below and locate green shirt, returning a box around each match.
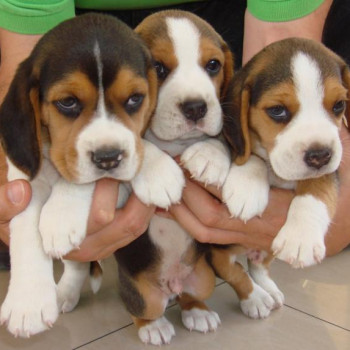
[0,0,326,35]
[247,0,325,22]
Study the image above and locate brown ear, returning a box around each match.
[341,64,350,130]
[0,59,42,179]
[139,42,158,136]
[223,78,251,165]
[221,42,234,99]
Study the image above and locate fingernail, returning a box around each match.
[7,181,25,205]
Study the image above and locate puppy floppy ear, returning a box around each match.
[0,58,42,179]
[138,41,158,135]
[341,64,350,129]
[144,64,158,134]
[220,42,234,99]
[223,75,251,165]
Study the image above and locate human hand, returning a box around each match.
[166,177,293,252]
[65,179,155,261]
[0,180,32,245]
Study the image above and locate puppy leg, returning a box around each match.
[272,174,337,268]
[247,253,284,309]
[39,179,95,259]
[1,159,59,337]
[210,247,275,319]
[178,255,220,333]
[222,155,269,222]
[181,138,231,187]
[57,260,90,313]
[131,139,185,209]
[119,271,174,345]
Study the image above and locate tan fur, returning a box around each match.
[210,246,253,300]
[296,174,338,218]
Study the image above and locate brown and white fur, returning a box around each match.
[0,13,185,337]
[115,10,283,346]
[223,38,350,268]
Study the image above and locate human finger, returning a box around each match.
[87,178,120,234]
[0,180,32,245]
[169,201,245,245]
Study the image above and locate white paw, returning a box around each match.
[269,289,285,309]
[57,282,81,313]
[40,203,88,259]
[0,280,58,337]
[240,285,275,319]
[222,156,269,221]
[138,317,175,345]
[39,182,94,259]
[57,260,90,313]
[272,195,329,268]
[272,223,326,268]
[181,308,221,333]
[181,139,230,187]
[132,144,185,209]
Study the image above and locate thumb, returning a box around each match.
[0,180,32,223]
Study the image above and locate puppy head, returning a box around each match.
[0,13,157,183]
[135,10,233,141]
[224,38,349,181]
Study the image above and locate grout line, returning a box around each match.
[72,323,133,350]
[283,304,350,332]
[73,303,180,349]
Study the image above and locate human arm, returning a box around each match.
[243,0,333,64]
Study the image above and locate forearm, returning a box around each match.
[243,0,333,64]
[325,127,350,256]
[0,29,42,102]
[326,184,350,256]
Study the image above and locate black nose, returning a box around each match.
[91,148,124,170]
[180,99,207,122]
[304,148,332,169]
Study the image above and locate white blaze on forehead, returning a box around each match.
[291,52,324,121]
[166,17,200,69]
[93,42,108,118]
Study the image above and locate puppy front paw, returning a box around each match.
[39,182,94,259]
[222,156,269,221]
[1,279,58,337]
[272,223,326,268]
[181,139,230,187]
[132,142,185,209]
[271,195,328,268]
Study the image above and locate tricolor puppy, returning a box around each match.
[223,38,350,268]
[0,13,184,337]
[115,10,282,346]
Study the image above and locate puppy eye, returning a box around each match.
[265,105,291,123]
[332,100,346,116]
[125,93,144,114]
[154,61,169,80]
[54,97,82,118]
[205,59,221,76]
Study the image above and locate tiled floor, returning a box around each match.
[1,247,349,350]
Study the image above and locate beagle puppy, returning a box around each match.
[0,13,185,337]
[223,38,350,268]
[115,10,283,346]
